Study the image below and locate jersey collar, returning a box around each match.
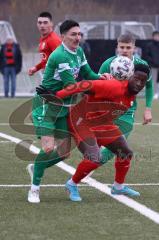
[62,42,77,55]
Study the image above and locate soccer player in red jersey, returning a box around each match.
[28,12,61,76]
[55,63,150,201]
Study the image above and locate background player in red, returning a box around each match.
[55,64,150,201]
[28,12,61,76]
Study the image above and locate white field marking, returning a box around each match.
[0,184,87,188]
[0,122,159,126]
[0,123,33,126]
[0,183,159,188]
[0,140,37,144]
[135,122,159,126]
[1,132,159,225]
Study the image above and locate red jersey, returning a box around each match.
[57,79,135,146]
[56,79,135,109]
[35,31,61,71]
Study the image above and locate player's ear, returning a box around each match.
[61,33,65,41]
[50,21,53,28]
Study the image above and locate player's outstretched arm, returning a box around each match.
[56,80,93,99]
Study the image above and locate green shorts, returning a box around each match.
[115,109,135,138]
[32,95,69,139]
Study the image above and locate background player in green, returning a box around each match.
[28,19,107,203]
[99,33,154,165]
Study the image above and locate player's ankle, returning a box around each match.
[31,184,40,191]
[68,178,77,186]
[113,181,123,190]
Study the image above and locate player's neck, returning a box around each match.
[41,30,52,38]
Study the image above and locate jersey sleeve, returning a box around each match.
[135,58,154,108]
[98,57,115,74]
[145,72,154,107]
[80,63,100,79]
[35,60,46,71]
[79,50,100,80]
[56,81,93,98]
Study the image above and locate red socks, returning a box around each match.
[72,159,100,184]
[72,157,131,185]
[114,157,131,184]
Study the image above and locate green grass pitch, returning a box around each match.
[0,98,159,240]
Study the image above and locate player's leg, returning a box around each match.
[65,137,101,201]
[100,111,134,164]
[3,67,10,97]
[27,96,70,203]
[10,67,16,97]
[65,116,102,201]
[106,135,140,196]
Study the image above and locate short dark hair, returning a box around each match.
[60,20,79,34]
[38,12,52,21]
[152,30,159,37]
[134,63,150,76]
[117,34,136,44]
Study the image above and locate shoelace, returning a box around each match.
[32,190,39,196]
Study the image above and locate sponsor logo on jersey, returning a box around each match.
[71,67,80,79]
[59,63,71,71]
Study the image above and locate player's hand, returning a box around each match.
[143,108,152,125]
[36,85,62,105]
[99,73,113,80]
[36,85,53,101]
[36,85,51,95]
[28,67,37,76]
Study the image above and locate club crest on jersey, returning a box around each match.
[41,42,46,50]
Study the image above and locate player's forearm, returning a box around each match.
[80,64,99,80]
[56,81,93,99]
[35,60,46,72]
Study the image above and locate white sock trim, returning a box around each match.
[113,181,123,190]
[68,178,77,186]
[31,184,40,191]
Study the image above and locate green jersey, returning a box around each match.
[99,56,154,112]
[41,43,100,117]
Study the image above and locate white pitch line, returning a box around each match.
[0,122,159,126]
[0,184,88,188]
[1,132,159,225]
[0,183,159,188]
[0,140,37,144]
[135,122,159,126]
[0,123,33,126]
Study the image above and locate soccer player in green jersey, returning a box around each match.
[27,20,107,203]
[99,33,154,164]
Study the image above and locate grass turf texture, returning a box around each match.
[0,98,159,240]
